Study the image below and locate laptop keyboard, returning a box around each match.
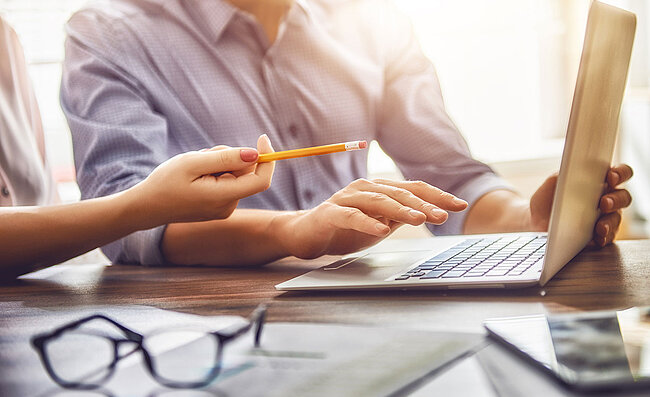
[395,235,547,281]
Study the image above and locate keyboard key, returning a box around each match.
[412,235,547,281]
[429,252,460,262]
[435,265,455,270]
[485,269,510,276]
[422,270,447,279]
[442,270,467,278]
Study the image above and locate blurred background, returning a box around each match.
[1,0,648,240]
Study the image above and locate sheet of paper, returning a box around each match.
[102,323,482,396]
[1,303,483,397]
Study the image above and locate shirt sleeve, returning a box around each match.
[376,6,514,235]
[61,13,171,265]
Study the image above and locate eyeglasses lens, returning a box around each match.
[144,330,220,384]
[45,330,115,387]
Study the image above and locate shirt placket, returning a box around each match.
[0,170,14,206]
[256,14,318,208]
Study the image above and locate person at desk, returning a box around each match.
[61,0,633,267]
[0,15,276,278]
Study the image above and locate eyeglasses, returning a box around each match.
[31,305,266,390]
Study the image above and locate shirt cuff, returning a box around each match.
[100,224,168,265]
[428,172,515,236]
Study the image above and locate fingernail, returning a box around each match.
[605,197,614,210]
[240,149,259,162]
[376,223,389,233]
[431,208,447,217]
[409,209,424,218]
[452,197,468,206]
[603,224,610,236]
[611,172,620,185]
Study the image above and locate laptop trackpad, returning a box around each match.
[322,252,429,278]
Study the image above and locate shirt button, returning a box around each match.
[1,186,9,197]
[304,189,314,202]
[288,124,298,138]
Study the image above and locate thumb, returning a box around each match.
[186,147,259,176]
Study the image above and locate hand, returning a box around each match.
[275,178,468,259]
[529,164,633,247]
[134,134,275,224]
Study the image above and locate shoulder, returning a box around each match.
[0,15,23,54]
[65,0,166,51]
[68,0,164,25]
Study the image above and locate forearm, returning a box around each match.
[162,209,295,266]
[463,190,532,234]
[0,188,161,277]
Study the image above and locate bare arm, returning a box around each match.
[0,141,274,279]
[162,209,289,267]
[463,190,530,234]
[0,190,158,277]
[163,178,469,266]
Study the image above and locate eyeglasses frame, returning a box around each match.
[31,305,267,390]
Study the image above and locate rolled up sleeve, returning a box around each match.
[61,14,171,265]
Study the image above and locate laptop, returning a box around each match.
[276,1,636,292]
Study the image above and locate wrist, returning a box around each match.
[268,210,304,257]
[119,183,168,231]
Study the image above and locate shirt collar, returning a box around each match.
[186,0,314,43]
[293,0,315,23]
[185,0,238,43]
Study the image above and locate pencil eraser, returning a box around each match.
[359,140,368,149]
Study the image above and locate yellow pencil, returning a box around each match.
[257,140,368,163]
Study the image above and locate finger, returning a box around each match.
[229,163,257,177]
[354,182,451,224]
[230,135,274,177]
[607,164,633,187]
[599,189,632,213]
[371,179,468,212]
[253,133,275,180]
[594,211,621,247]
[200,145,230,153]
[335,191,428,226]
[213,169,272,198]
[325,204,391,237]
[214,135,276,198]
[186,147,259,176]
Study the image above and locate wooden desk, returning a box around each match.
[2,239,649,331]
[1,239,649,396]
